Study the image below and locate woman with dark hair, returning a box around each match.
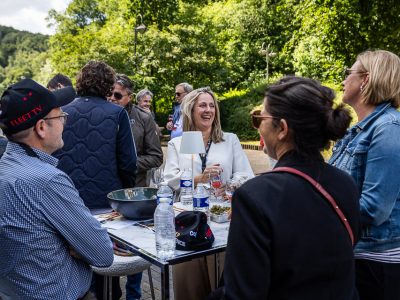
[329,50,400,300]
[222,76,360,300]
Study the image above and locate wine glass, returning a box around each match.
[225,179,238,201]
[233,172,250,186]
[210,173,223,203]
[151,167,164,188]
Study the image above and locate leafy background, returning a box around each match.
[0,0,398,139]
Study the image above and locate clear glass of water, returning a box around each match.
[151,167,164,188]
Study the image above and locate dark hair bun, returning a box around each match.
[326,104,352,140]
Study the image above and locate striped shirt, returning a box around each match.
[0,142,114,300]
[355,247,400,263]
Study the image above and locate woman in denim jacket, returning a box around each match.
[329,50,400,300]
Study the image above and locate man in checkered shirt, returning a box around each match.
[0,79,114,299]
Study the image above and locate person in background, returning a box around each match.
[0,128,7,158]
[47,73,73,91]
[0,79,114,299]
[55,62,137,300]
[136,89,153,113]
[109,74,162,300]
[136,88,162,137]
[109,75,163,187]
[164,86,253,300]
[165,82,193,139]
[220,76,360,300]
[329,50,400,300]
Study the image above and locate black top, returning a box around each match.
[224,151,360,300]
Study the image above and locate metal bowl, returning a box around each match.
[107,187,158,221]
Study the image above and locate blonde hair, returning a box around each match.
[181,87,224,143]
[357,50,400,108]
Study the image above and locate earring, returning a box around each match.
[360,83,365,91]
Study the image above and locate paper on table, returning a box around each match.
[101,218,137,230]
[93,212,137,230]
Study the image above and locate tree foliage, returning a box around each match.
[1,0,399,138]
[0,25,49,91]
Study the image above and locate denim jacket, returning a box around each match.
[329,102,400,252]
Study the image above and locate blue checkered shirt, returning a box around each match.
[0,142,114,299]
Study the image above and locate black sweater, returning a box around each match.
[224,151,360,300]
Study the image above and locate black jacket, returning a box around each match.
[224,151,360,300]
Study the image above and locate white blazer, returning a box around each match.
[164,132,254,190]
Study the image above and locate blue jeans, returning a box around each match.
[126,272,143,300]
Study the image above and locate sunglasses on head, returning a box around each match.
[111,92,129,101]
[251,110,277,129]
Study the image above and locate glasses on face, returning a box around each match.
[251,110,277,129]
[43,112,69,125]
[111,92,129,101]
[175,92,186,97]
[344,68,367,78]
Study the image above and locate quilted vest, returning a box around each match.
[56,96,127,209]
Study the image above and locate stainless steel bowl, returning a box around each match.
[107,187,158,220]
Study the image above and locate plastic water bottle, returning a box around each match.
[157,182,173,205]
[154,198,176,260]
[180,168,193,206]
[193,183,210,221]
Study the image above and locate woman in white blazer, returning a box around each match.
[164,86,254,300]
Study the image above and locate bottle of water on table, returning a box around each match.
[180,168,193,206]
[193,183,210,222]
[154,198,176,260]
[157,182,173,205]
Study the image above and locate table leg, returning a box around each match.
[161,264,170,300]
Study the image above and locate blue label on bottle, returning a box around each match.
[180,179,192,188]
[157,196,173,205]
[193,196,209,208]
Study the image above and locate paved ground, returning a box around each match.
[120,147,269,300]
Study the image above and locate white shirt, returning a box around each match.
[164,132,254,190]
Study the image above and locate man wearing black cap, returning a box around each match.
[0,79,114,300]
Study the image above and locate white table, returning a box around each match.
[105,204,230,300]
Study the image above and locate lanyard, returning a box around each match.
[199,139,212,173]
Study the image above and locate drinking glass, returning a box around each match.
[151,167,164,188]
[233,173,250,186]
[210,173,223,203]
[225,179,238,201]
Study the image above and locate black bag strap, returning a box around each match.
[271,167,355,246]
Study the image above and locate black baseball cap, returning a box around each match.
[175,211,215,251]
[0,78,76,134]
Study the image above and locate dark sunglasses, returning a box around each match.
[251,110,277,129]
[111,92,129,100]
[344,68,367,78]
[175,92,185,97]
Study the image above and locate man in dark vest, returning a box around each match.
[55,60,137,299]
